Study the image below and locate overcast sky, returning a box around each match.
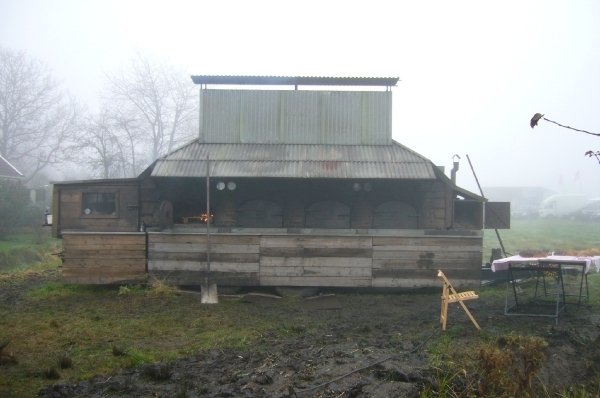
[1,0,599,198]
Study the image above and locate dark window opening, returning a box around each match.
[82,193,117,216]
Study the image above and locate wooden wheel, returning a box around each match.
[158,200,174,230]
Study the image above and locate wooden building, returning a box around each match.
[53,76,508,290]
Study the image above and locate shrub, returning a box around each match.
[0,182,30,240]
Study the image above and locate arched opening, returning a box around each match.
[305,200,350,229]
[373,201,418,229]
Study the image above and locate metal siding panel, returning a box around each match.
[282,91,321,144]
[363,92,392,145]
[199,90,393,146]
[241,91,281,144]
[202,90,241,143]
[324,92,362,145]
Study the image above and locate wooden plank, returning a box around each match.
[260,236,372,249]
[372,251,482,261]
[148,243,259,254]
[62,259,145,268]
[62,275,146,284]
[259,276,371,287]
[373,237,482,246]
[259,266,371,278]
[373,258,482,270]
[373,245,482,252]
[260,247,372,258]
[372,268,481,281]
[372,277,479,288]
[148,234,259,245]
[63,250,146,259]
[63,243,146,251]
[64,235,145,245]
[148,260,203,271]
[62,266,145,277]
[148,234,206,244]
[261,256,371,268]
[148,252,258,263]
[60,191,81,203]
[148,259,259,273]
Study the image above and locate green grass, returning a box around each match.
[0,231,62,272]
[0,280,277,396]
[483,219,600,261]
[0,232,60,252]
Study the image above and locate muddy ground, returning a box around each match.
[2,274,595,397]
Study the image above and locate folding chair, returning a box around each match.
[438,270,481,331]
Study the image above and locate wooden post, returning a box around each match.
[201,155,218,304]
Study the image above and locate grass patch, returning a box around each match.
[0,283,275,396]
[483,219,600,261]
[0,232,61,252]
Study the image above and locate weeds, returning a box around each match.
[477,334,548,397]
[0,341,17,365]
[43,367,61,380]
[58,354,72,369]
[419,366,472,398]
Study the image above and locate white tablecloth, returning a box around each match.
[492,255,597,274]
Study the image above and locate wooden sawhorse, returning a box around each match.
[438,270,481,331]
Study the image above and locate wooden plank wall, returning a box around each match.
[62,233,146,284]
[372,236,482,288]
[144,232,483,288]
[260,236,372,287]
[147,234,260,285]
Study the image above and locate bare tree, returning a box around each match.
[68,111,127,179]
[102,50,198,161]
[531,113,599,164]
[0,47,83,183]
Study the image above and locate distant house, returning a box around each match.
[0,155,24,181]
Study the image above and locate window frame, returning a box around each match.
[80,190,120,219]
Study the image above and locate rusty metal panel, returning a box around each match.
[151,142,437,179]
[484,202,511,229]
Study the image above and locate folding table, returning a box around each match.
[492,255,595,324]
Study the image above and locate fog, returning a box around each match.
[1,0,599,198]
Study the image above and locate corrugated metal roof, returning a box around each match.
[151,141,435,179]
[191,76,399,87]
[0,155,23,179]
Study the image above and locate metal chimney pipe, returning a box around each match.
[451,161,459,184]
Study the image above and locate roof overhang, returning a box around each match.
[191,75,399,87]
[0,155,24,179]
[150,140,435,180]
